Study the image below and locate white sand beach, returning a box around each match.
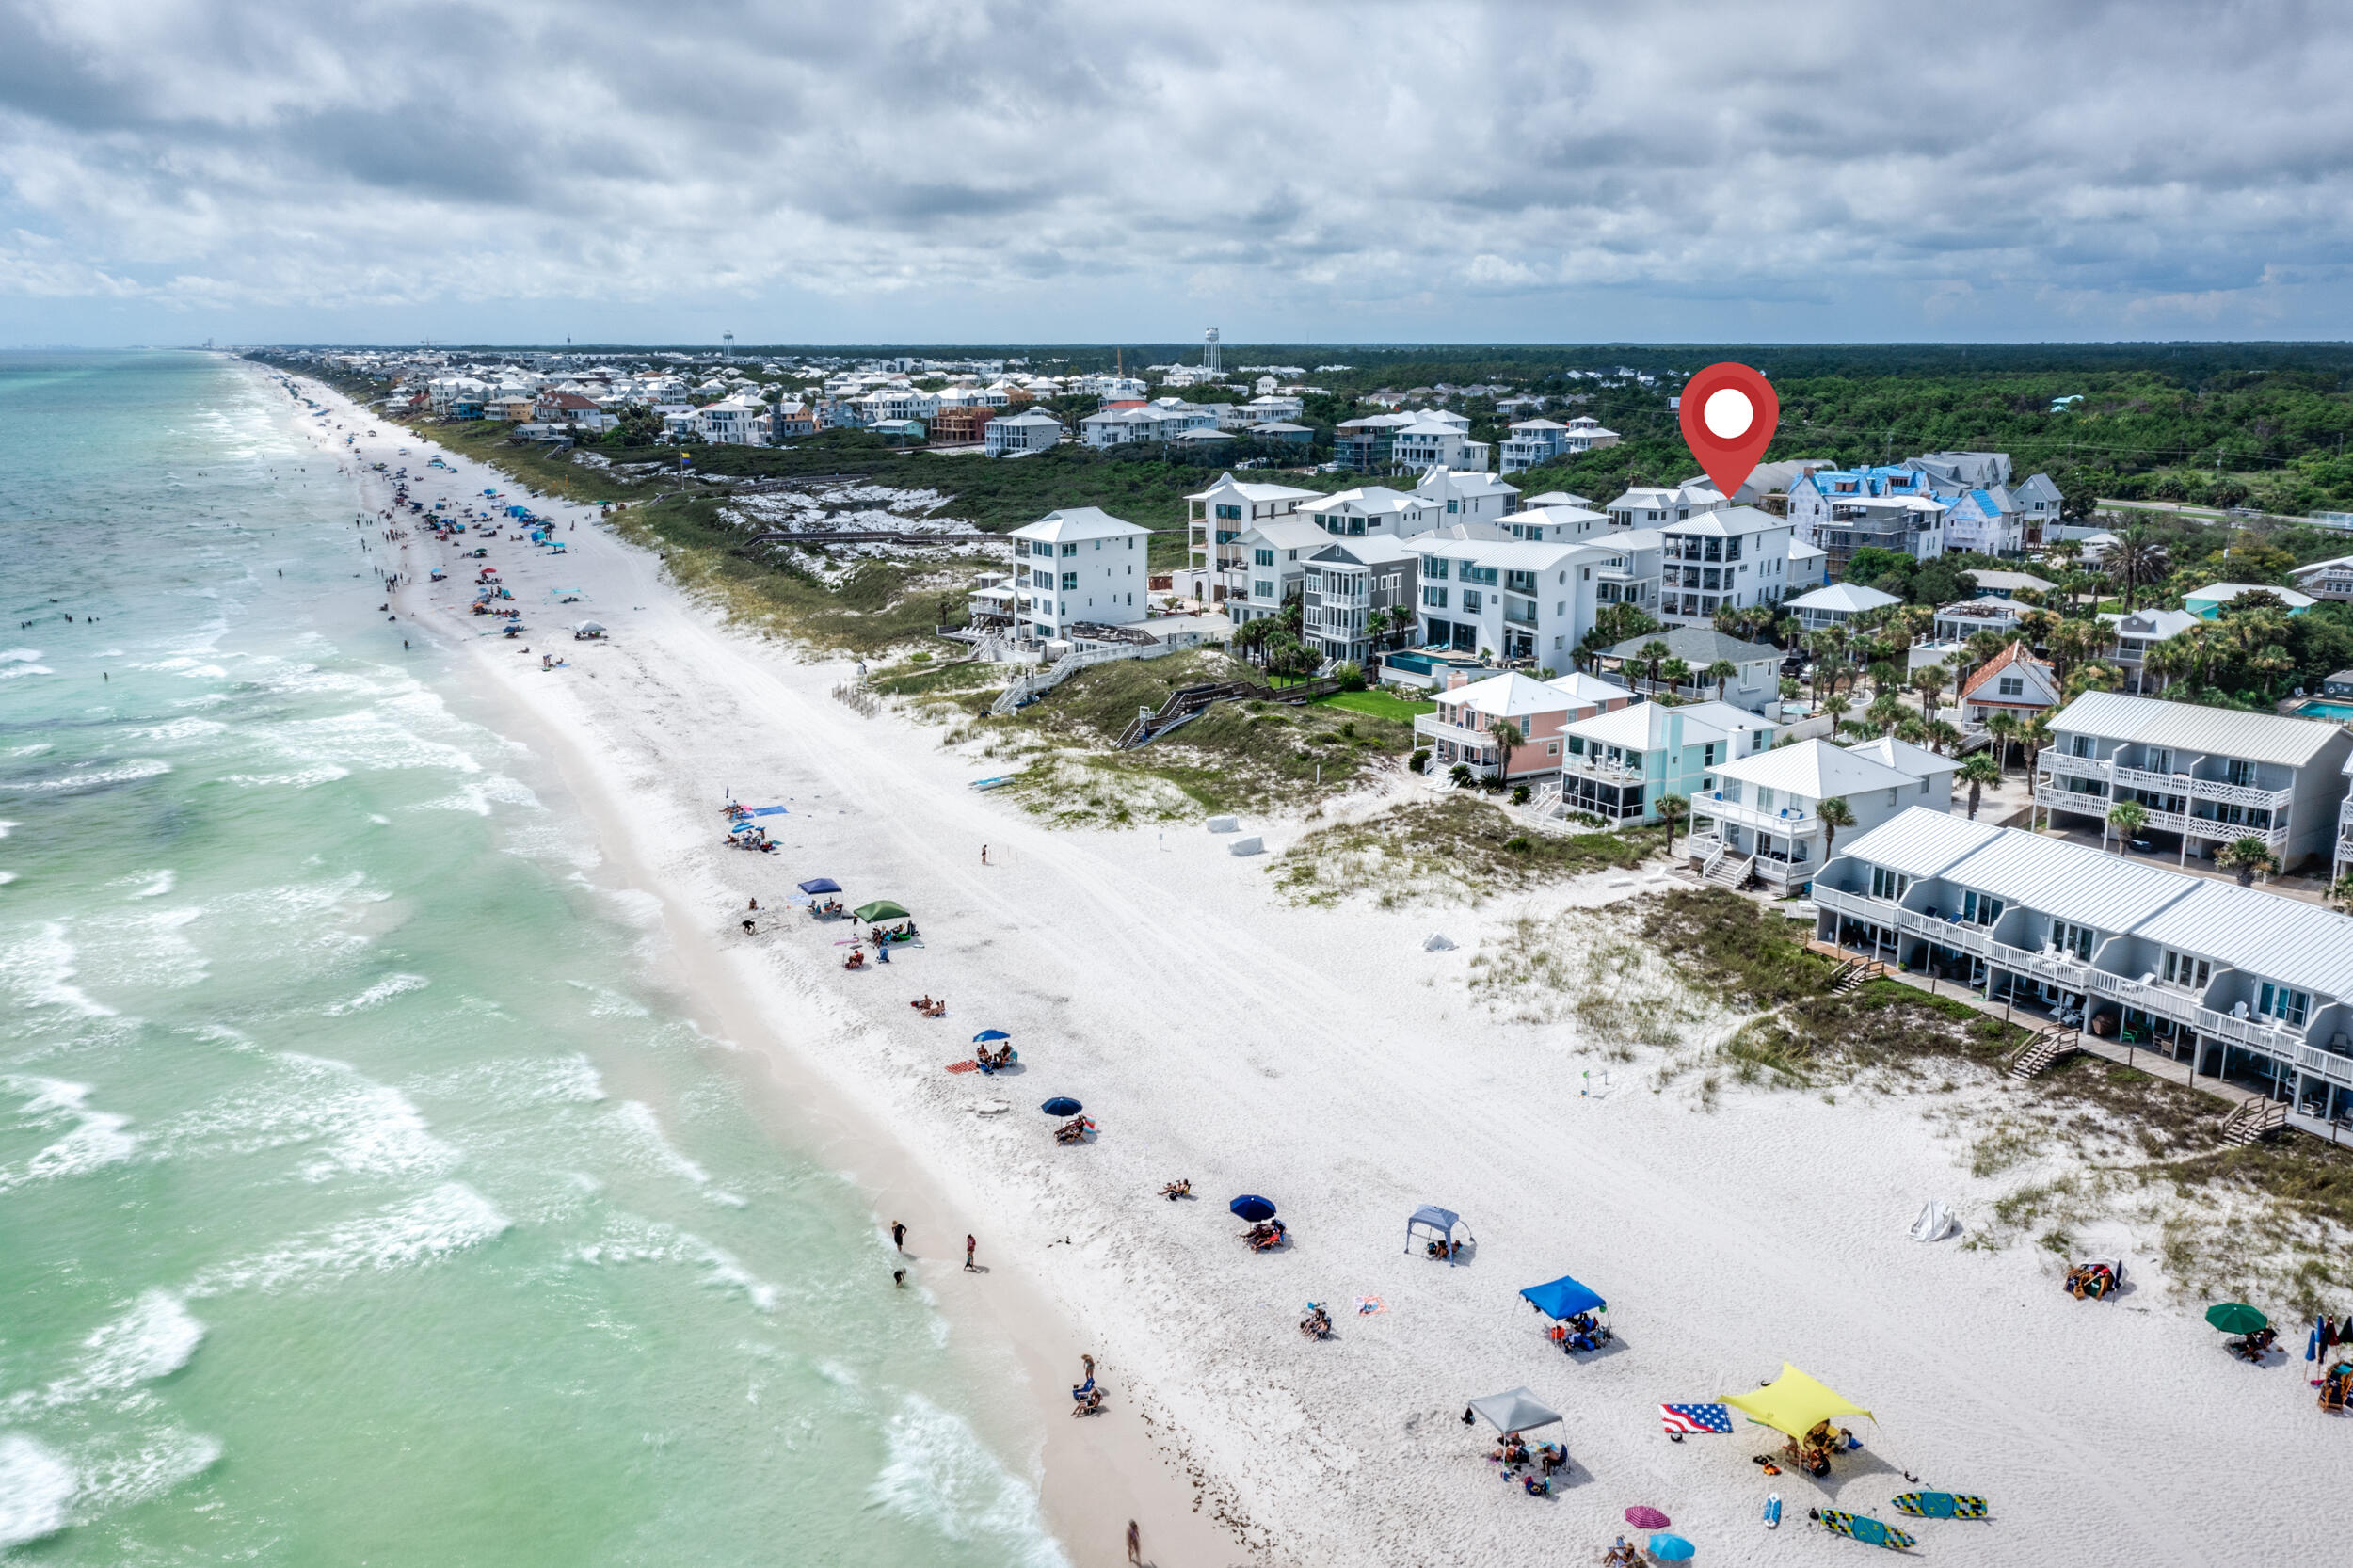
[298,374,2346,1567]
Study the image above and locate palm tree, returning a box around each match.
[1639,638,1672,692]
[1817,796,1856,861]
[2107,529,2169,611]
[1486,717,1522,786]
[1867,658,1901,699]
[2105,798,2148,852]
[1865,693,1909,735]
[1981,711,2020,776]
[2329,872,2353,910]
[1658,657,1692,697]
[1656,793,1689,856]
[1705,658,1738,700]
[1821,693,1852,725]
[1926,718,1963,755]
[1959,752,2002,819]
[1911,664,1948,719]
[2217,837,2280,887]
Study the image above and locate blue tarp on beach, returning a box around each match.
[1519,1274,1606,1320]
[748,806,788,817]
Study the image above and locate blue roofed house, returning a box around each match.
[1785,466,1948,572]
[1939,488,2028,556]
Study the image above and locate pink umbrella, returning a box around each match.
[1625,1505,1672,1530]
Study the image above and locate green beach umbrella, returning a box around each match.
[2204,1302,2268,1335]
[854,900,909,922]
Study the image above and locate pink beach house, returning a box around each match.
[1414,669,1635,780]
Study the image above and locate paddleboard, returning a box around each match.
[1892,1492,1988,1520]
[1816,1510,1916,1549]
[1764,1493,1782,1529]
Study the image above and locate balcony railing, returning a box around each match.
[2044,753,2292,812]
[2032,782,2289,848]
[1693,791,1818,836]
[2198,1006,2305,1050]
[1563,752,1644,785]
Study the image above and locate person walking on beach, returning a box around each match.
[1127,1519,1141,1564]
[981,844,989,866]
[964,1234,977,1271]
[890,1221,906,1252]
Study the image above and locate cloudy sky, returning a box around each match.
[3,0,2349,345]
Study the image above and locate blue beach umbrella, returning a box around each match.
[1649,1534,1694,1562]
[1228,1195,1276,1223]
[797,877,841,894]
[974,1030,1011,1043]
[1041,1097,1082,1117]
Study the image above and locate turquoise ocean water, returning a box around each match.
[0,352,1062,1565]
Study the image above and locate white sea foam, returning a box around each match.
[156,1052,456,1182]
[129,717,230,744]
[187,1181,509,1296]
[0,1077,138,1194]
[129,870,175,899]
[217,764,352,789]
[611,1100,711,1185]
[0,648,40,664]
[1,759,170,793]
[0,663,53,680]
[568,1214,778,1313]
[7,1290,207,1414]
[412,772,541,817]
[0,872,16,887]
[324,972,429,1016]
[568,982,648,1019]
[407,1052,605,1108]
[60,1424,222,1520]
[867,1393,1069,1567]
[0,1434,75,1551]
[0,926,118,1018]
[0,817,14,835]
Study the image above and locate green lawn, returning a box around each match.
[1316,688,1435,723]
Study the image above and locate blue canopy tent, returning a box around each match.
[797,877,841,895]
[1406,1205,1470,1264]
[1520,1274,1607,1321]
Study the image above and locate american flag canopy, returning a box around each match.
[1660,1402,1734,1434]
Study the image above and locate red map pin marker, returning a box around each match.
[1678,362,1779,502]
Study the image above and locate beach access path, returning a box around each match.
[318,381,2344,1568]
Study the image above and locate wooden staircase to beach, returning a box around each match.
[2218,1094,2287,1147]
[1827,956,1887,995]
[2006,1027,2080,1080]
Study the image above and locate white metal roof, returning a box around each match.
[1013,507,1146,542]
[1441,671,1574,719]
[1545,671,1628,706]
[2186,581,2317,609]
[1665,504,1786,537]
[1238,518,1331,552]
[1712,738,1915,798]
[1916,819,2196,932]
[1833,808,2005,879]
[2130,881,2353,1003]
[1788,583,1903,614]
[1185,472,1321,504]
[2049,691,2345,768]
[1844,733,1959,780]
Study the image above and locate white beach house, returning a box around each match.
[1186,473,1322,604]
[1689,736,1953,891]
[1656,504,1799,628]
[984,408,1065,457]
[1009,508,1150,640]
[1400,530,1609,664]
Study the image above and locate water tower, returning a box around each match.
[722,332,734,362]
[1204,328,1221,375]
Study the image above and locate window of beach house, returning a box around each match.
[1961,889,2003,925]
[2051,920,2095,961]
[1869,866,1908,901]
[2258,981,2310,1028]
[2162,950,2211,990]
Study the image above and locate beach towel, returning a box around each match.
[1355,1296,1386,1316]
[946,1060,978,1074]
[1660,1403,1734,1435]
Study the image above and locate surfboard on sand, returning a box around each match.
[1815,1510,1917,1549]
[1764,1493,1782,1528]
[1892,1492,1989,1520]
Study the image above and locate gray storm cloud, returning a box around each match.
[0,0,2347,340]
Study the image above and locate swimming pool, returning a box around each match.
[2293,699,2353,722]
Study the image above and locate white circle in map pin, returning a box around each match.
[1704,388,1755,440]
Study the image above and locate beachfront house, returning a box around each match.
[2034,691,2353,871]
[1010,508,1149,641]
[1228,518,1337,629]
[1412,671,1612,781]
[1656,504,1799,628]
[1300,540,1418,666]
[1079,399,1219,448]
[1392,417,1491,472]
[1560,699,1778,824]
[1594,528,1665,617]
[1689,735,1953,891]
[1416,466,1520,524]
[1595,625,1783,712]
[1187,473,1322,604]
[1955,642,2061,728]
[984,408,1065,457]
[1813,808,2353,1138]
[1787,582,1903,632]
[1499,504,1610,545]
[1605,481,1725,529]
[1331,412,1418,473]
[2184,582,2317,619]
[1400,529,1608,664]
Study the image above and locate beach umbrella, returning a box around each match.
[1228,1195,1276,1222]
[973,1030,1011,1043]
[1625,1506,1671,1530]
[1040,1097,1083,1117]
[1648,1532,1695,1561]
[796,877,841,895]
[854,900,909,921]
[2206,1302,2268,1335]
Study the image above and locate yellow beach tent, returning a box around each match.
[1721,1363,1873,1438]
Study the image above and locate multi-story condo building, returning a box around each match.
[1497,503,1609,545]
[1078,400,1218,447]
[984,408,1064,457]
[1185,472,1321,604]
[1393,417,1492,472]
[1593,528,1663,617]
[1400,530,1609,663]
[1228,519,1338,628]
[2034,692,2353,871]
[1299,485,1443,541]
[1497,416,1621,472]
[1656,504,1799,627]
[1331,412,1418,472]
[1814,808,2353,1136]
[1417,466,1520,526]
[2097,607,2199,694]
